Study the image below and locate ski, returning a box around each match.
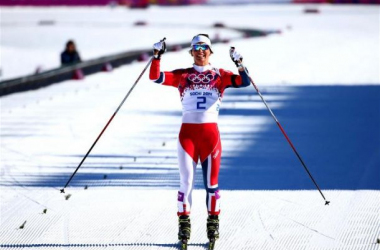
[208,238,216,250]
[180,238,188,250]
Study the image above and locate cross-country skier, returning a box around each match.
[149,34,250,249]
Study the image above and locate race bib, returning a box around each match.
[182,89,220,113]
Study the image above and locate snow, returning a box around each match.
[2,188,379,249]
[1,4,380,250]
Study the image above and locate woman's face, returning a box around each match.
[68,43,76,52]
[191,43,211,66]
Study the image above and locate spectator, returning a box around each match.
[61,40,81,66]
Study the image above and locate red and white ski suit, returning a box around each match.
[149,58,249,216]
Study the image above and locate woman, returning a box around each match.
[61,40,81,66]
[149,34,250,243]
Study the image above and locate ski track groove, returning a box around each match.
[1,190,380,249]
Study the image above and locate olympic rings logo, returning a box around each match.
[188,73,214,84]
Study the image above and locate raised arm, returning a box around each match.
[149,39,183,87]
[220,48,250,89]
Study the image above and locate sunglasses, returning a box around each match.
[192,44,210,51]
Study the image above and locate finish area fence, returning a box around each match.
[1,0,379,6]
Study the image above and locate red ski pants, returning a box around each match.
[177,123,221,216]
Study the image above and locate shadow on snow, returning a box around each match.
[3,85,379,190]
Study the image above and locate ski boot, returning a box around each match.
[207,215,219,250]
[178,215,191,250]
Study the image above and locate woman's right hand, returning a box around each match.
[153,40,166,58]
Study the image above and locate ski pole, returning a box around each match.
[60,38,166,193]
[230,47,330,205]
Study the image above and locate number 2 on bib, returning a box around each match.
[197,96,206,110]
